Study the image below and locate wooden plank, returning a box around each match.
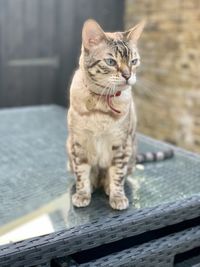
[55,0,77,107]
[91,0,124,31]
[0,0,25,107]
[1,0,58,107]
[36,0,58,104]
[17,0,40,106]
[0,0,124,108]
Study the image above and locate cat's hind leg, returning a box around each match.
[127,134,137,175]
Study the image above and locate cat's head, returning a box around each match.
[81,19,145,93]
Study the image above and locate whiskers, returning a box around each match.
[109,75,124,86]
[95,81,114,108]
[85,74,122,109]
[135,76,170,105]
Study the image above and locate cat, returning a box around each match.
[67,19,173,210]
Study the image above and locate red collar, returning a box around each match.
[92,91,121,114]
[93,91,121,97]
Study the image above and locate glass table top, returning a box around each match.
[0,105,199,246]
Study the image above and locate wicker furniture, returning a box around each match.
[0,105,199,267]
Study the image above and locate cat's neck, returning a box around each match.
[70,69,133,117]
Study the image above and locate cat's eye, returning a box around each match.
[131,59,138,65]
[105,58,117,66]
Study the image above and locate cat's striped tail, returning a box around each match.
[136,149,174,164]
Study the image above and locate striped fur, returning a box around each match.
[136,149,174,164]
[67,19,145,210]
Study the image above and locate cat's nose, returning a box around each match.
[122,72,131,81]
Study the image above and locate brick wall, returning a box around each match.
[125,0,200,152]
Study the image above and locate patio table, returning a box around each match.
[0,105,199,267]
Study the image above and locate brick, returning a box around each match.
[125,0,200,152]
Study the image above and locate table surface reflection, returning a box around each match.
[0,105,199,246]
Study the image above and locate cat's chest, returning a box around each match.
[83,118,126,168]
[89,116,115,134]
[85,133,114,168]
[85,116,123,148]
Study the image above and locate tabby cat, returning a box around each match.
[67,19,171,210]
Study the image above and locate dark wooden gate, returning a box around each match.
[0,0,124,108]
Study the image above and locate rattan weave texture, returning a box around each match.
[0,105,199,267]
[56,226,200,267]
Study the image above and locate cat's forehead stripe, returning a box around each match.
[110,40,131,59]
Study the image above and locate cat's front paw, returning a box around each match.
[109,195,129,210]
[72,192,91,207]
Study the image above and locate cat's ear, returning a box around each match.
[82,19,106,50]
[124,20,146,44]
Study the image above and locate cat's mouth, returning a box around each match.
[114,76,136,88]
